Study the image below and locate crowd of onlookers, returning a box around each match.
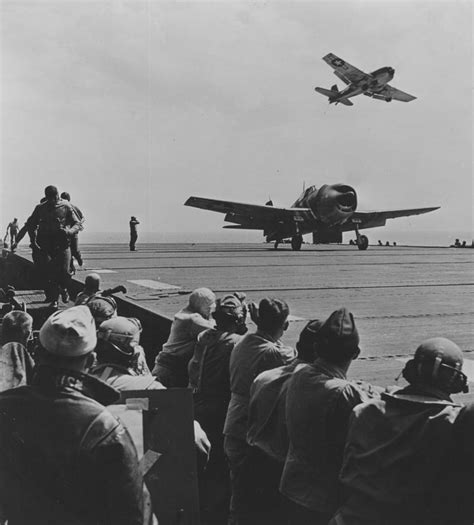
[0,275,472,525]
[0,186,472,524]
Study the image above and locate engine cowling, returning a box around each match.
[307,184,357,226]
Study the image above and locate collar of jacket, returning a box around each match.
[33,364,120,406]
[254,329,279,344]
[383,384,458,406]
[311,358,347,380]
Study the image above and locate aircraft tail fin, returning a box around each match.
[331,84,339,92]
[265,199,273,206]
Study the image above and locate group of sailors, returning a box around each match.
[0,184,472,524]
[152,290,473,525]
[0,275,472,525]
[3,185,143,309]
[4,185,84,307]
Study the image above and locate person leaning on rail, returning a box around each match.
[244,319,324,525]
[330,337,469,525]
[152,287,216,387]
[223,296,296,525]
[188,292,248,525]
[280,307,380,525]
[90,315,211,465]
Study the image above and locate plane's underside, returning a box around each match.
[185,184,439,251]
[315,53,416,106]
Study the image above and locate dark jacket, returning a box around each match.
[334,385,465,525]
[0,365,143,525]
[26,199,81,249]
[280,359,377,513]
[247,360,307,463]
[188,328,241,442]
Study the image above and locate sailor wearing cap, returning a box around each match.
[281,307,379,525]
[0,306,144,525]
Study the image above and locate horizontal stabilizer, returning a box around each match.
[315,87,353,106]
[315,86,336,98]
[338,98,354,106]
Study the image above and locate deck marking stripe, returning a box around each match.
[128,279,181,290]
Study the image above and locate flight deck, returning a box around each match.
[14,242,474,391]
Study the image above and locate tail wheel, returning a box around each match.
[291,236,303,251]
[357,235,369,251]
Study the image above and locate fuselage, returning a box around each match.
[331,66,395,103]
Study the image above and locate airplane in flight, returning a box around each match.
[185,184,439,251]
[315,53,416,106]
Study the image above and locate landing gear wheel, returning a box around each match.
[357,235,369,251]
[274,241,279,250]
[291,235,303,251]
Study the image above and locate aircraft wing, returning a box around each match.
[185,196,313,227]
[322,53,368,85]
[342,206,440,231]
[373,85,417,102]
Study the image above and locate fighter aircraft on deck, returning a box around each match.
[185,184,439,251]
[315,53,416,106]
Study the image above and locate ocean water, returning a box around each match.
[80,229,473,247]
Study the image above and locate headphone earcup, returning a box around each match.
[446,370,468,394]
[402,359,417,385]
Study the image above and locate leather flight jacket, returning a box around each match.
[0,365,143,525]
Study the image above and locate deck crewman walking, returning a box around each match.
[16,185,81,307]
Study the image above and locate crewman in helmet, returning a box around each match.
[331,337,468,525]
[188,292,248,525]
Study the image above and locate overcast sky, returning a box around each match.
[1,0,472,242]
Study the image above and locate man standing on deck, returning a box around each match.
[19,185,81,307]
[60,192,84,268]
[129,216,139,251]
[4,218,19,251]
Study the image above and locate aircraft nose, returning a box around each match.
[337,190,357,210]
[311,184,358,226]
